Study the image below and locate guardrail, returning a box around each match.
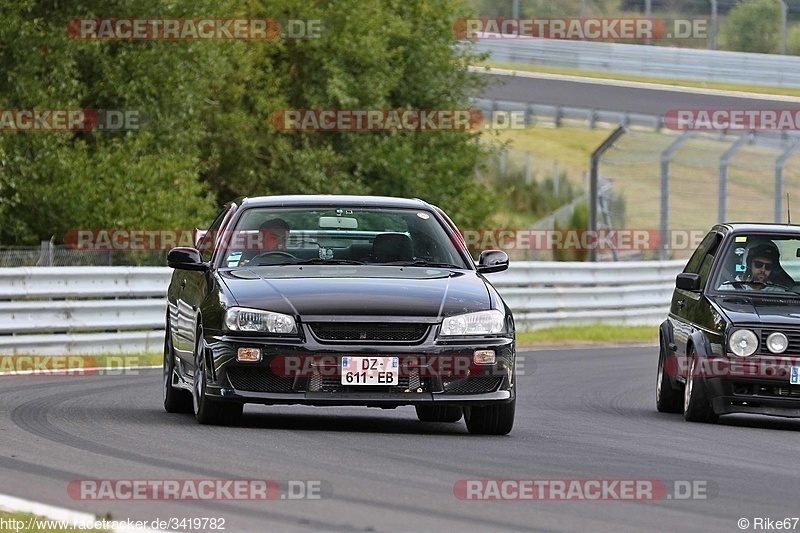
[472,97,663,131]
[473,38,800,88]
[0,262,684,354]
[0,267,171,355]
[491,260,684,329]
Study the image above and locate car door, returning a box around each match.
[670,229,724,375]
[172,206,234,362]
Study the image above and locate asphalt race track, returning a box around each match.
[1,346,799,532]
[480,72,800,115]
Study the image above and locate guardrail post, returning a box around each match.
[589,126,627,262]
[554,106,563,128]
[525,102,535,127]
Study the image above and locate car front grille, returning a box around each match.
[309,322,429,343]
[443,376,504,394]
[227,367,294,393]
[760,329,800,355]
[733,382,800,398]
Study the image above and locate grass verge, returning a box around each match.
[517,324,658,347]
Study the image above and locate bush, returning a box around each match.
[722,0,781,54]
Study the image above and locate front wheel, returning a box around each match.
[163,324,192,414]
[464,399,515,435]
[192,326,243,425]
[656,343,682,413]
[683,351,718,423]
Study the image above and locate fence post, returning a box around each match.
[775,140,800,222]
[589,126,626,262]
[39,240,53,266]
[719,134,751,223]
[660,132,695,260]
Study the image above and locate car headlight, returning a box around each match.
[224,307,297,334]
[728,329,758,357]
[766,332,788,354]
[440,310,505,336]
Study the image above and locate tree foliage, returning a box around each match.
[722,0,781,54]
[0,0,494,245]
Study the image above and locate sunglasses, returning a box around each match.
[753,260,773,270]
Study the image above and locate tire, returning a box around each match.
[683,349,718,423]
[192,325,243,425]
[464,399,515,435]
[415,405,463,423]
[656,343,682,413]
[163,323,193,414]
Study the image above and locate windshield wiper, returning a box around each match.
[255,258,365,266]
[720,279,800,295]
[375,260,464,269]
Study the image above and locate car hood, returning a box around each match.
[713,296,800,326]
[218,266,492,318]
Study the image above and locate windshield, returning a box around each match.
[218,206,470,269]
[712,233,800,295]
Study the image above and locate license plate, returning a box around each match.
[341,356,399,386]
[791,367,800,385]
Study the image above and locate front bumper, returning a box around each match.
[702,355,800,417]
[204,330,515,408]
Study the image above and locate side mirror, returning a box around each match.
[167,247,208,271]
[477,250,509,274]
[676,272,701,291]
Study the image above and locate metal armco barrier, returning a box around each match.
[0,262,685,354]
[474,38,800,88]
[491,260,685,329]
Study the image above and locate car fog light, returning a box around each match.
[474,350,496,364]
[237,347,261,362]
[767,332,788,354]
[729,329,758,357]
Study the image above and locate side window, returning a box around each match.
[695,234,723,289]
[198,208,231,262]
[684,231,719,274]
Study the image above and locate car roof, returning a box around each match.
[717,222,800,234]
[238,195,432,209]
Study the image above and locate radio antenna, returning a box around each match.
[788,194,792,224]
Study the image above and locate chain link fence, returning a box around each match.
[0,242,166,267]
[596,130,800,260]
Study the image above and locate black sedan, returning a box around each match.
[657,223,800,423]
[164,195,516,434]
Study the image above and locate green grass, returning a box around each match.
[90,352,161,367]
[479,61,800,97]
[0,510,109,533]
[0,352,161,373]
[517,324,658,346]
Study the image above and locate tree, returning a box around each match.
[722,0,781,54]
[0,0,497,246]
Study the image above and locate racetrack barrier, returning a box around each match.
[0,261,684,354]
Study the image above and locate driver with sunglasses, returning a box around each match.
[741,243,781,291]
